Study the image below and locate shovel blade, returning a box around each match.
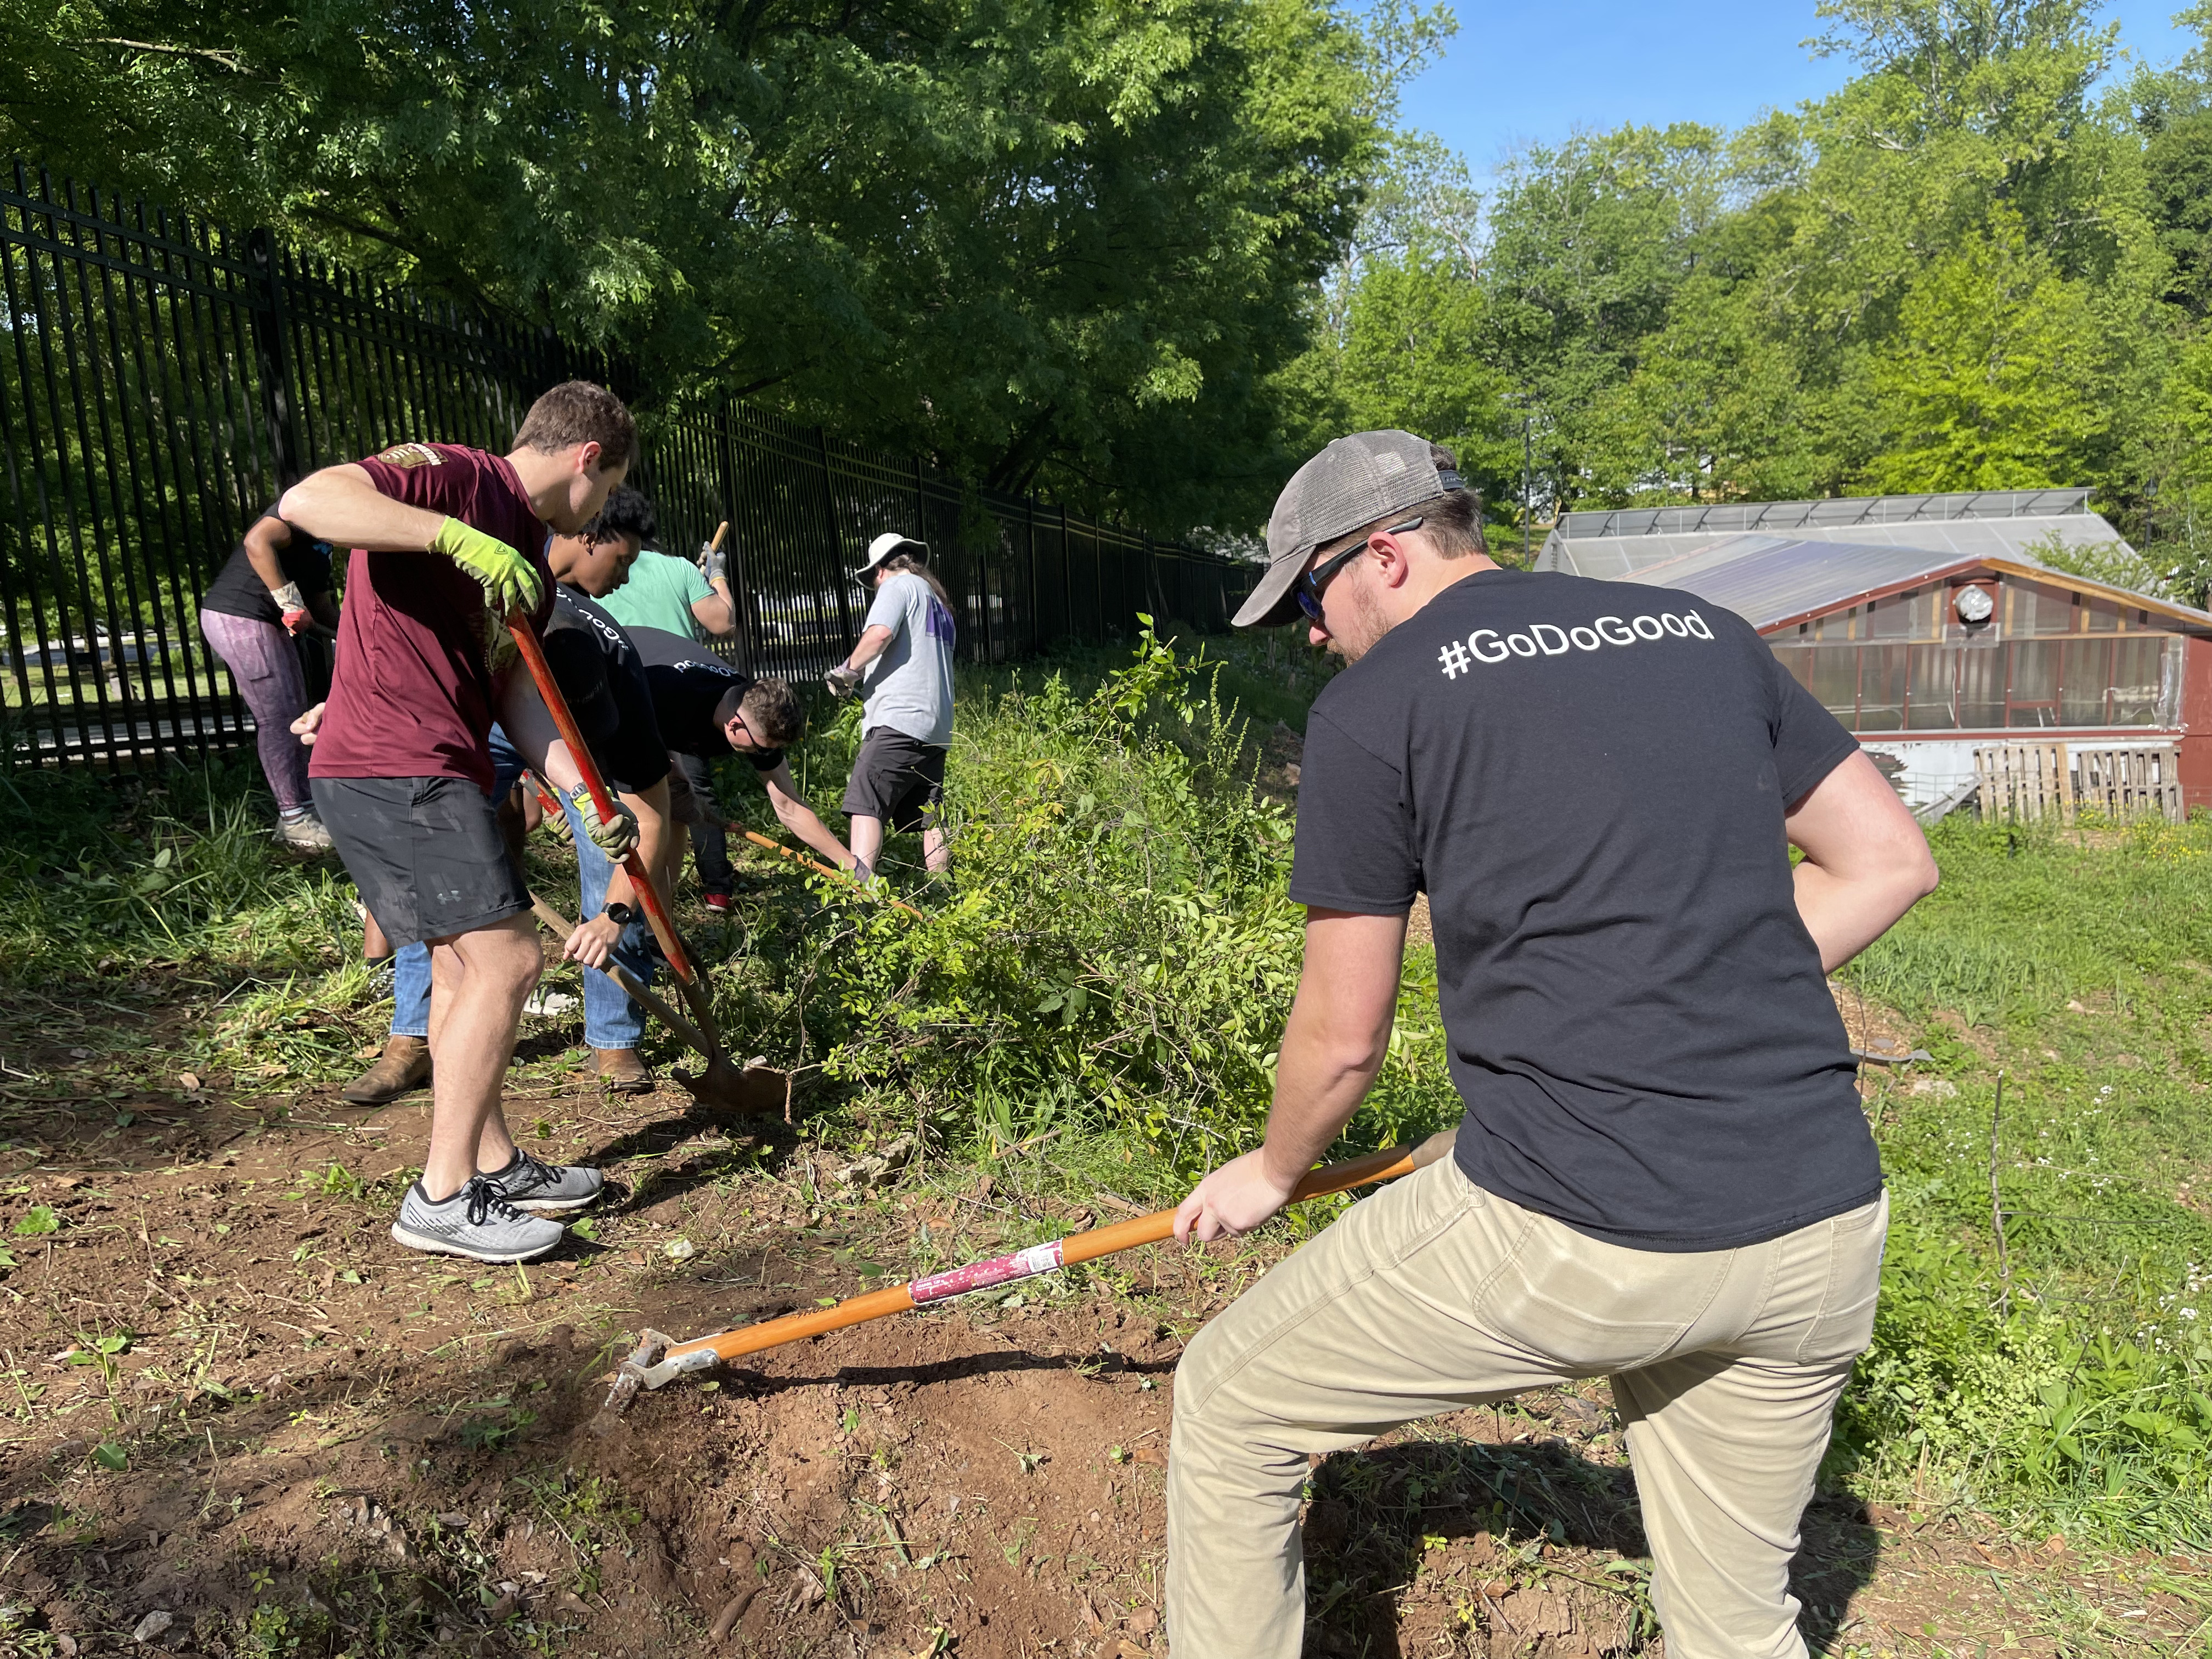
[678,1057,790,1119]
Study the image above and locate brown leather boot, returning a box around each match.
[595,1047,653,1094]
[341,1035,431,1105]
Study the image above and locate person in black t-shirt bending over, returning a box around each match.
[1163,432,1940,1659]
[629,629,857,899]
[199,507,340,849]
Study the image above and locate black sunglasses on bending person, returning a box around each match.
[1296,516,1425,624]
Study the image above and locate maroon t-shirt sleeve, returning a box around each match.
[308,443,552,789]
[354,443,555,630]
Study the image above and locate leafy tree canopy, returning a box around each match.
[1284,0,2212,592]
[2,0,1443,529]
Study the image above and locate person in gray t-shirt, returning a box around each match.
[826,533,955,881]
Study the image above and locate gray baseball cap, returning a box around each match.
[1233,431,1465,628]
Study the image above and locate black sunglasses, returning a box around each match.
[1296,516,1424,623]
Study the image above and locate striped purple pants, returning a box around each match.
[200,607,312,811]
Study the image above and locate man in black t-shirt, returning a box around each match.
[629,628,857,889]
[1164,432,1939,1659]
[534,492,676,1090]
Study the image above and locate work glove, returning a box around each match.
[699,540,728,585]
[825,663,862,699]
[431,516,543,618]
[270,580,311,635]
[566,782,640,861]
[532,782,574,845]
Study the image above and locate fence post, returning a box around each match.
[1026,495,1039,655]
[245,229,304,488]
[820,427,855,647]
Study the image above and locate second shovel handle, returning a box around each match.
[506,606,696,986]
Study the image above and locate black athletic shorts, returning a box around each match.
[311,776,530,949]
[842,728,946,833]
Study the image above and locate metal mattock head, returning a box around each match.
[602,1329,676,1415]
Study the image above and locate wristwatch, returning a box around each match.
[603,902,636,926]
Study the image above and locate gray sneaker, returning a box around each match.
[390,1177,566,1262]
[485,1149,605,1216]
[275,810,334,850]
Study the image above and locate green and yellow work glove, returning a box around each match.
[566,783,640,861]
[430,517,543,618]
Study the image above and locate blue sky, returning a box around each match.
[1401,1,2204,178]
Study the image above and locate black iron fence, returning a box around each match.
[0,163,1255,769]
[645,396,1255,681]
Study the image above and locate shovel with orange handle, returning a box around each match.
[601,1126,1459,1413]
[505,606,772,1115]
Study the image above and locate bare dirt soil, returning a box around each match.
[2,977,2204,1658]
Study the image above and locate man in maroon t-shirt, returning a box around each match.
[280,381,641,1265]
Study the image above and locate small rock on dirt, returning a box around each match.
[833,1134,917,1189]
[131,1610,173,1644]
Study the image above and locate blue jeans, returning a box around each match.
[388,733,656,1051]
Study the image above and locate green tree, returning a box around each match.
[1861,210,2117,490]
[1478,123,1731,515]
[1584,272,1818,505]
[0,0,1413,531]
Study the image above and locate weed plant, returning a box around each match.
[735,620,1452,1167]
[0,752,358,985]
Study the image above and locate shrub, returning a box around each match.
[804,621,1457,1165]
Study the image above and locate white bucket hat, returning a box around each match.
[851,531,928,586]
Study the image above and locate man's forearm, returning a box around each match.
[844,624,895,672]
[279,465,447,551]
[608,786,671,909]
[774,797,857,868]
[498,677,584,796]
[1792,863,1931,973]
[1259,999,1390,1188]
[1784,751,1940,973]
[692,583,739,637]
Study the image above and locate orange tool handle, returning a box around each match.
[505,606,697,987]
[661,1132,1452,1368]
[726,821,927,921]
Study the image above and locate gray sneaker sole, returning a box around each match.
[504,1187,601,1217]
[390,1220,563,1263]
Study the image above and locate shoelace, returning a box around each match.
[497,1152,557,1196]
[460,1175,530,1228]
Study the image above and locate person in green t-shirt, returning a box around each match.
[597,517,737,642]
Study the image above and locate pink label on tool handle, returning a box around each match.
[909,1239,1065,1306]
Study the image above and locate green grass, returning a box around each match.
[1836,815,2212,1550]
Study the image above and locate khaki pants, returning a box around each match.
[1166,1155,1886,1658]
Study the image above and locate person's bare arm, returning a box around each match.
[495,673,585,797]
[1785,749,1940,972]
[241,517,297,592]
[759,759,858,868]
[1175,909,1408,1243]
[691,584,738,636]
[279,464,447,550]
[842,623,896,674]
